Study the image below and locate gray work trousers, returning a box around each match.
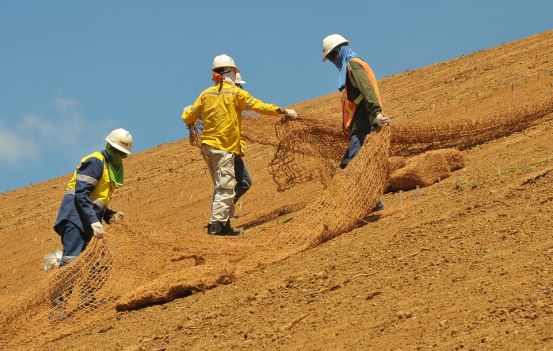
[201,144,236,223]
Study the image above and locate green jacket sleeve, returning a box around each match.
[349,60,382,119]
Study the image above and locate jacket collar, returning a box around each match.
[101,149,111,164]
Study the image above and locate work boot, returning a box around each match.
[223,220,243,236]
[207,222,224,235]
[373,199,384,212]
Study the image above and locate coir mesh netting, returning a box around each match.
[265,99,553,191]
[0,127,390,349]
[1,98,553,349]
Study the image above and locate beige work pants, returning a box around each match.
[201,144,236,224]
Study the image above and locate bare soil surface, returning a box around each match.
[1,29,553,350]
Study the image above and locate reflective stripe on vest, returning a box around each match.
[65,151,113,209]
[341,57,383,137]
[76,174,98,186]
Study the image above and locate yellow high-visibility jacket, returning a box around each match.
[54,150,116,234]
[182,82,280,156]
[66,151,114,210]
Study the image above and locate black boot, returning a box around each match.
[373,199,384,212]
[223,220,243,236]
[207,222,224,235]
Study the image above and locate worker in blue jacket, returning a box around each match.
[53,128,133,266]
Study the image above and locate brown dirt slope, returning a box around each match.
[1,29,553,350]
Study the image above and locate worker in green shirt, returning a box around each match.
[322,34,390,210]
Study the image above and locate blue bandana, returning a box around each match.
[330,45,359,91]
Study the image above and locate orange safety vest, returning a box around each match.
[341,57,383,137]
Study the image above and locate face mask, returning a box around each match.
[105,144,125,187]
[221,69,236,84]
[106,144,123,167]
[329,49,342,69]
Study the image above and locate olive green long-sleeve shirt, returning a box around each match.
[345,59,382,135]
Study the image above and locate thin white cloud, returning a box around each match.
[21,96,86,145]
[21,111,86,145]
[52,97,80,110]
[0,125,38,164]
[21,113,57,138]
[2,96,112,165]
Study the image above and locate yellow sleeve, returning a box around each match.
[181,93,203,126]
[236,88,280,116]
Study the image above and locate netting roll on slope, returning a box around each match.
[389,99,553,156]
[266,127,390,250]
[0,238,117,347]
[267,119,347,192]
[0,126,391,348]
[291,126,391,247]
[266,99,553,192]
[113,127,392,311]
[3,97,553,348]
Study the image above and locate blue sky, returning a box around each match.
[1,0,552,193]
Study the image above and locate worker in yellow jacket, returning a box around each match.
[53,128,132,266]
[182,54,298,235]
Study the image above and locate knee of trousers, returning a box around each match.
[215,170,236,192]
[213,187,235,199]
[237,180,252,191]
[215,179,235,191]
[243,176,253,189]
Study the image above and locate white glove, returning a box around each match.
[111,212,125,222]
[90,222,104,239]
[283,108,298,119]
[374,113,390,128]
[182,105,193,113]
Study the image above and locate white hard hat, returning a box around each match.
[212,54,240,72]
[322,34,349,61]
[105,128,133,155]
[235,72,246,85]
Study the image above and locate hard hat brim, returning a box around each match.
[106,138,132,155]
[211,66,240,73]
[322,35,349,61]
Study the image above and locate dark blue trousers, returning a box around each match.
[234,156,252,203]
[340,128,371,169]
[58,220,92,266]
